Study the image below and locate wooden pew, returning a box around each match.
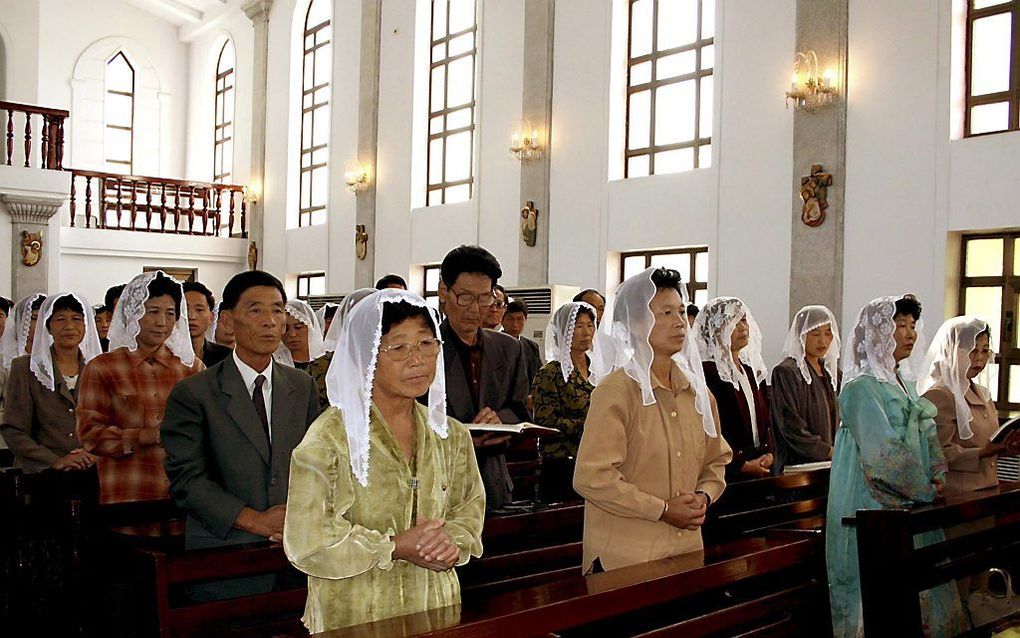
[853,482,1020,636]
[480,502,584,555]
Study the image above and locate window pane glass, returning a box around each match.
[656,51,696,80]
[446,56,473,108]
[698,143,712,168]
[701,44,715,70]
[1010,365,1020,404]
[105,128,131,161]
[105,93,133,127]
[430,115,444,135]
[699,75,713,137]
[623,256,645,280]
[448,32,474,57]
[303,55,315,91]
[312,108,330,146]
[428,138,444,185]
[655,80,696,145]
[447,0,474,33]
[444,131,472,181]
[630,0,653,58]
[447,107,471,130]
[657,0,698,50]
[314,43,332,86]
[432,43,446,63]
[702,0,716,38]
[974,0,1010,8]
[650,253,691,282]
[627,154,650,177]
[445,183,471,203]
[982,361,1000,402]
[965,238,1004,276]
[964,286,1003,347]
[694,288,708,307]
[628,90,651,149]
[970,13,1012,96]
[432,0,448,39]
[106,54,133,92]
[630,61,652,86]
[306,0,330,28]
[431,65,447,111]
[695,250,709,281]
[1015,239,1020,275]
[311,166,328,207]
[218,40,235,72]
[311,209,327,226]
[310,275,326,296]
[970,102,1010,134]
[655,147,695,174]
[425,267,440,291]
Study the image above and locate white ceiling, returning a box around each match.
[122,0,228,26]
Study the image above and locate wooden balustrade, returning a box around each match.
[0,101,69,170]
[68,169,248,238]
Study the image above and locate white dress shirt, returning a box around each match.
[233,350,274,442]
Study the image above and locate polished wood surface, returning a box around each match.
[0,100,68,169]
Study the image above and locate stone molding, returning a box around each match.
[242,0,273,23]
[1,194,65,225]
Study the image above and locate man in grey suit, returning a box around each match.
[501,298,543,384]
[162,270,320,554]
[435,245,531,510]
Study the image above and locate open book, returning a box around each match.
[990,415,1020,444]
[469,422,560,439]
[784,461,832,474]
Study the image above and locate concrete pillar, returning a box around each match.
[353,0,383,288]
[2,194,63,298]
[242,0,273,270]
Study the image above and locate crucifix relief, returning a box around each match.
[800,164,833,227]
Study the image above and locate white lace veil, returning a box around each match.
[315,302,339,332]
[325,289,448,486]
[916,316,990,441]
[323,288,376,353]
[589,266,717,437]
[842,295,927,386]
[205,301,221,343]
[544,301,597,383]
[273,299,326,366]
[30,293,103,391]
[694,297,768,390]
[778,305,841,391]
[0,293,45,371]
[107,271,195,366]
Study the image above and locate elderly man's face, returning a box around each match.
[439,273,494,338]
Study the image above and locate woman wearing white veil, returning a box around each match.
[573,267,731,573]
[274,299,325,370]
[919,316,1020,496]
[826,294,965,638]
[695,297,773,479]
[770,305,841,472]
[1,293,101,473]
[0,293,46,371]
[284,289,485,633]
[307,288,377,407]
[314,302,339,334]
[77,271,204,508]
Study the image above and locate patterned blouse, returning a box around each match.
[531,360,594,461]
[307,351,332,408]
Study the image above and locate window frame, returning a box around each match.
[958,230,1020,413]
[624,0,715,177]
[213,39,236,184]
[618,246,709,303]
[964,0,1020,137]
[422,264,442,310]
[105,51,136,174]
[425,0,478,206]
[296,272,327,299]
[298,0,333,227]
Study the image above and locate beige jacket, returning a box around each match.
[573,364,732,572]
[923,384,1000,496]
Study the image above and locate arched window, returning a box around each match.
[105,51,135,174]
[624,0,715,177]
[299,0,332,227]
[214,39,236,183]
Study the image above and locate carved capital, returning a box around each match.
[242,0,273,24]
[1,194,65,225]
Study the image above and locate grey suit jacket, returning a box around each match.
[520,336,543,384]
[162,355,321,549]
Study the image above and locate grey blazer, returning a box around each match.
[162,355,321,549]
[520,336,543,385]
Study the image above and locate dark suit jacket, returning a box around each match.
[520,336,543,385]
[438,320,530,507]
[200,339,231,368]
[702,360,772,480]
[162,355,321,549]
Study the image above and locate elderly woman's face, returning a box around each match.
[647,288,687,357]
[374,316,439,400]
[804,323,834,360]
[48,308,86,349]
[283,314,309,355]
[137,295,178,350]
[730,315,749,352]
[968,332,992,380]
[892,313,917,362]
[571,313,596,352]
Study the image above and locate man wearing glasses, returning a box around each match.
[435,245,531,510]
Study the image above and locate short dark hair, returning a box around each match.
[440,245,502,288]
[375,274,408,290]
[649,267,685,296]
[505,299,528,317]
[573,289,605,304]
[381,301,437,338]
[976,325,992,341]
[0,296,12,315]
[220,270,287,311]
[105,284,126,311]
[92,304,107,317]
[46,294,85,330]
[182,281,216,310]
[31,296,45,312]
[493,284,507,301]
[323,304,339,321]
[686,304,700,318]
[893,294,922,321]
[147,272,183,318]
[575,306,597,324]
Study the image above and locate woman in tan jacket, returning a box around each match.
[919,317,1020,496]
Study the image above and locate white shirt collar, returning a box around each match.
[233,349,274,396]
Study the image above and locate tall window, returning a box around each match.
[299,0,332,227]
[297,272,327,298]
[624,0,715,177]
[422,264,442,311]
[620,246,709,307]
[959,232,1020,412]
[214,39,236,184]
[965,0,1019,136]
[105,52,135,174]
[426,0,477,206]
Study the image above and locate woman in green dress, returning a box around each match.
[826,294,966,638]
[284,288,485,633]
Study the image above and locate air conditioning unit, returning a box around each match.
[505,284,580,348]
[304,294,346,310]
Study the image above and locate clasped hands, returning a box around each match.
[660,491,709,531]
[393,517,459,572]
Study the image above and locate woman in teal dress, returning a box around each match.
[826,294,966,638]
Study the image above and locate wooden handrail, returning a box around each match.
[0,100,70,119]
[1,101,68,170]
[68,168,245,191]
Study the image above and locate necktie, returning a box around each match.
[253,374,271,449]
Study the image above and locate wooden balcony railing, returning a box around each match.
[0,101,69,170]
[68,169,248,238]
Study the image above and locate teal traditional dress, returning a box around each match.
[826,372,967,638]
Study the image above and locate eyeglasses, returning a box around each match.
[490,301,507,310]
[379,337,443,361]
[450,290,496,308]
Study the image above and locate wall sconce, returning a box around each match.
[510,119,544,163]
[244,179,262,205]
[785,51,838,112]
[343,159,369,194]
